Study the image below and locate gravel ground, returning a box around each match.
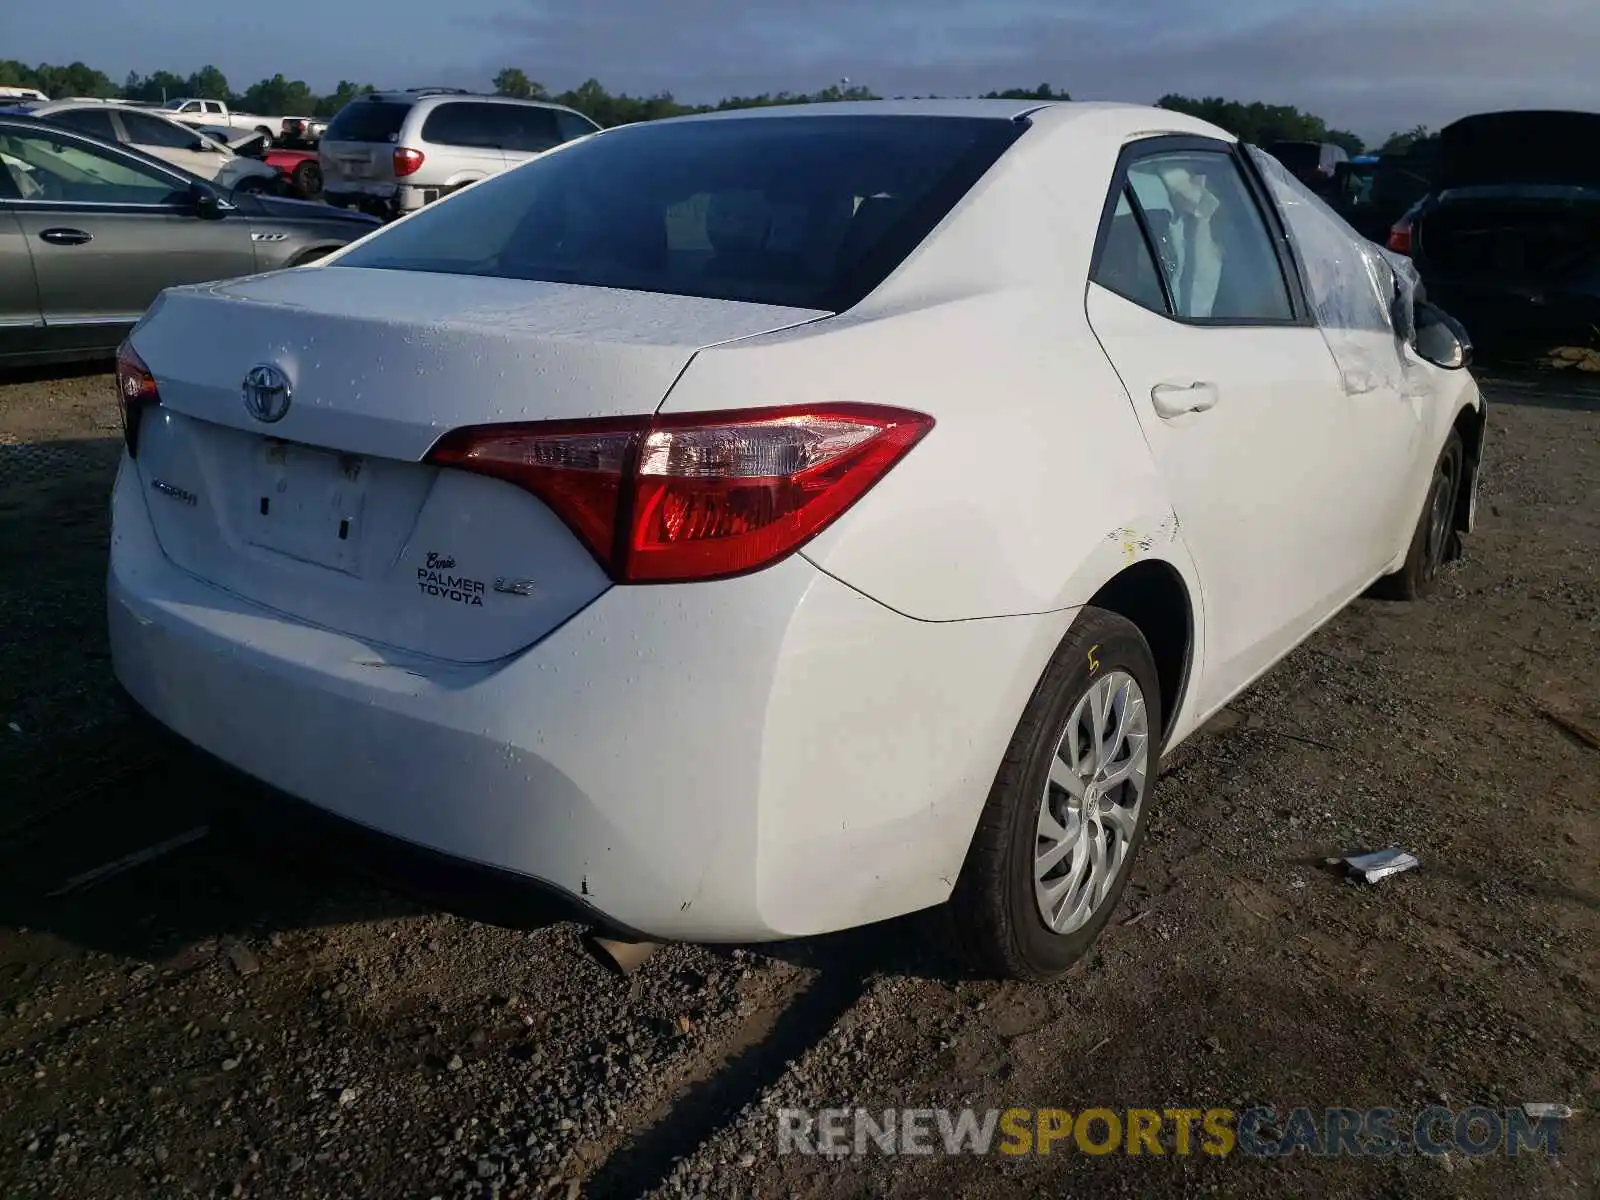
[0,365,1596,1199]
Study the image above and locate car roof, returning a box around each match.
[631,99,1235,151]
[364,89,586,114]
[0,114,206,182]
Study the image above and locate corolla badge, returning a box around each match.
[242,363,292,423]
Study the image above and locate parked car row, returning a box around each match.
[1263,110,1600,355]
[317,88,600,219]
[1388,110,1600,354]
[0,112,379,366]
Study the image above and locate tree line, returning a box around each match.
[1,59,1434,154]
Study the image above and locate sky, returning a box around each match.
[6,0,1599,142]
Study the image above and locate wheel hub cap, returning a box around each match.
[1033,669,1150,935]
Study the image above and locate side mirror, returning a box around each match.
[189,180,226,220]
[1413,300,1473,370]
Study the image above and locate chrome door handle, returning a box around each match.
[1151,381,1220,418]
[39,228,93,246]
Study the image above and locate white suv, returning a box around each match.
[319,89,599,218]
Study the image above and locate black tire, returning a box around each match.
[945,607,1163,981]
[291,161,322,200]
[1370,429,1463,601]
[232,176,267,195]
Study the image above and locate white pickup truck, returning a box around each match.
[157,98,321,141]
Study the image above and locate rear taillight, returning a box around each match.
[392,147,425,177]
[115,340,159,457]
[1387,219,1412,256]
[427,404,934,583]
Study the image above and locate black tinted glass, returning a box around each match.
[335,115,1025,311]
[120,112,199,149]
[48,109,119,141]
[325,100,409,143]
[421,102,503,148]
[555,111,598,143]
[499,107,562,153]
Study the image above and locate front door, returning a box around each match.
[1085,137,1362,714]
[0,209,43,361]
[0,124,256,354]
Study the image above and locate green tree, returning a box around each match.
[1157,94,1338,147]
[493,68,547,100]
[123,69,187,104]
[185,64,231,101]
[981,83,1070,101]
[1380,124,1432,156]
[29,61,118,98]
[240,73,316,116]
[1324,129,1365,156]
[313,80,376,118]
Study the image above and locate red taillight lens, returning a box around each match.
[1387,220,1412,256]
[115,340,159,457]
[392,147,425,177]
[427,404,934,584]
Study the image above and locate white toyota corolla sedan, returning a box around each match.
[109,100,1484,980]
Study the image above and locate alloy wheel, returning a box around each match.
[1034,669,1150,934]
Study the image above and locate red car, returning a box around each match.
[263,145,322,199]
[197,126,323,199]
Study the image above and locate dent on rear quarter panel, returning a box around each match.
[664,291,1177,622]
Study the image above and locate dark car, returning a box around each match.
[0,114,379,367]
[1403,110,1600,353]
[1264,140,1351,196]
[1332,147,1437,243]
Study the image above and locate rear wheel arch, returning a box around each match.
[1085,559,1194,750]
[288,244,338,267]
[1451,399,1486,538]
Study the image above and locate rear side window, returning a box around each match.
[1092,191,1169,313]
[325,100,409,144]
[45,109,119,142]
[1122,151,1294,322]
[556,111,598,143]
[421,102,502,148]
[118,111,200,150]
[334,115,1025,311]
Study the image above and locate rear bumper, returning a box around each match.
[107,455,1068,942]
[324,182,438,219]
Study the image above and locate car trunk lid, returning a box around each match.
[1435,110,1600,191]
[129,267,826,662]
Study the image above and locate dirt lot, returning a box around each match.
[0,366,1596,1199]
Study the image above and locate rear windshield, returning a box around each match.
[333,114,1025,311]
[324,100,409,144]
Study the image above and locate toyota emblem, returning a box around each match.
[242,363,292,423]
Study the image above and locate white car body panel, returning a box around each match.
[109,100,1482,942]
[110,458,1074,939]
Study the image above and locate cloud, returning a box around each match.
[470,0,1600,138]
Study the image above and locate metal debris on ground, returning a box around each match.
[1541,345,1600,373]
[1335,849,1420,883]
[223,939,261,978]
[1522,1102,1575,1120]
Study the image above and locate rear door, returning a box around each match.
[0,125,256,352]
[114,109,223,181]
[418,102,509,180]
[0,207,43,360]
[497,105,565,167]
[1085,137,1360,713]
